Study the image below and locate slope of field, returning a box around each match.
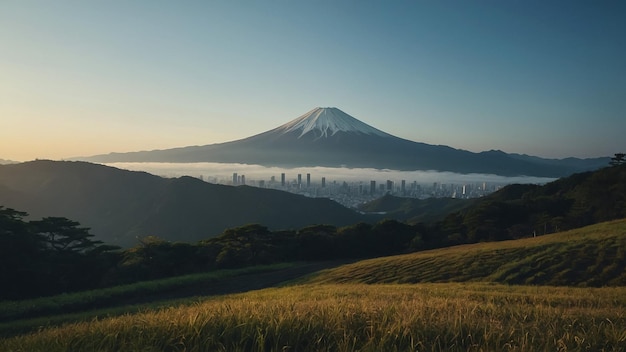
[0,262,347,338]
[2,283,625,351]
[305,219,626,286]
[3,221,626,350]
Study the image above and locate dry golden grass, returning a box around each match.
[304,219,626,287]
[1,283,625,351]
[3,220,626,351]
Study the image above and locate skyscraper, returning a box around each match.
[232,173,238,185]
[370,180,376,195]
[306,173,311,188]
[281,173,286,187]
[322,177,326,188]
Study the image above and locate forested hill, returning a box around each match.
[358,194,474,224]
[0,160,368,247]
[432,164,626,244]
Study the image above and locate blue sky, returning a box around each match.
[1,1,624,161]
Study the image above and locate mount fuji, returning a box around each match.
[274,107,392,139]
[79,107,607,177]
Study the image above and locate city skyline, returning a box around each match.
[178,167,510,208]
[2,1,624,161]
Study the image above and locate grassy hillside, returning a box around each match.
[2,220,626,350]
[0,262,347,338]
[304,219,626,286]
[0,160,367,246]
[2,283,624,351]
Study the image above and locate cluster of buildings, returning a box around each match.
[208,172,503,208]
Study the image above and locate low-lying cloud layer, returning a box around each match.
[106,162,555,186]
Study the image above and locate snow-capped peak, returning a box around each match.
[276,107,391,139]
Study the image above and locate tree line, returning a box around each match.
[2,163,625,300]
[0,207,119,299]
[0,207,429,300]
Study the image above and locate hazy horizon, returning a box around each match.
[2,2,624,161]
[103,162,556,187]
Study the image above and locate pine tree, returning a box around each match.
[609,153,625,166]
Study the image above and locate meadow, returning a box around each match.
[0,263,297,322]
[2,220,626,351]
[305,219,626,287]
[0,263,305,338]
[1,283,625,351]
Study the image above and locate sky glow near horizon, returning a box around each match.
[1,1,624,162]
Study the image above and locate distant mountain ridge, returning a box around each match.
[77,107,608,178]
[0,160,368,247]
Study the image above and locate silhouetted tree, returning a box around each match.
[0,209,120,298]
[115,236,197,281]
[610,153,625,166]
[371,220,415,255]
[0,207,43,298]
[28,217,119,293]
[30,217,103,254]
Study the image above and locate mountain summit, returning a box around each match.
[274,107,390,139]
[79,107,607,177]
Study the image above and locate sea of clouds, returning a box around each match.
[105,162,555,186]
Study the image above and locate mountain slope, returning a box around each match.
[358,194,474,224]
[434,164,626,243]
[78,107,608,177]
[0,161,366,247]
[304,219,626,287]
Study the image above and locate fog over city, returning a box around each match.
[106,162,555,187]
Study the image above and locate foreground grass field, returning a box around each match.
[1,283,625,351]
[0,262,343,338]
[0,263,296,322]
[305,219,626,286]
[3,220,626,350]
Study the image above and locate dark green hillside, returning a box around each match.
[305,219,626,287]
[0,160,367,246]
[434,164,626,243]
[358,194,474,223]
[0,206,403,299]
